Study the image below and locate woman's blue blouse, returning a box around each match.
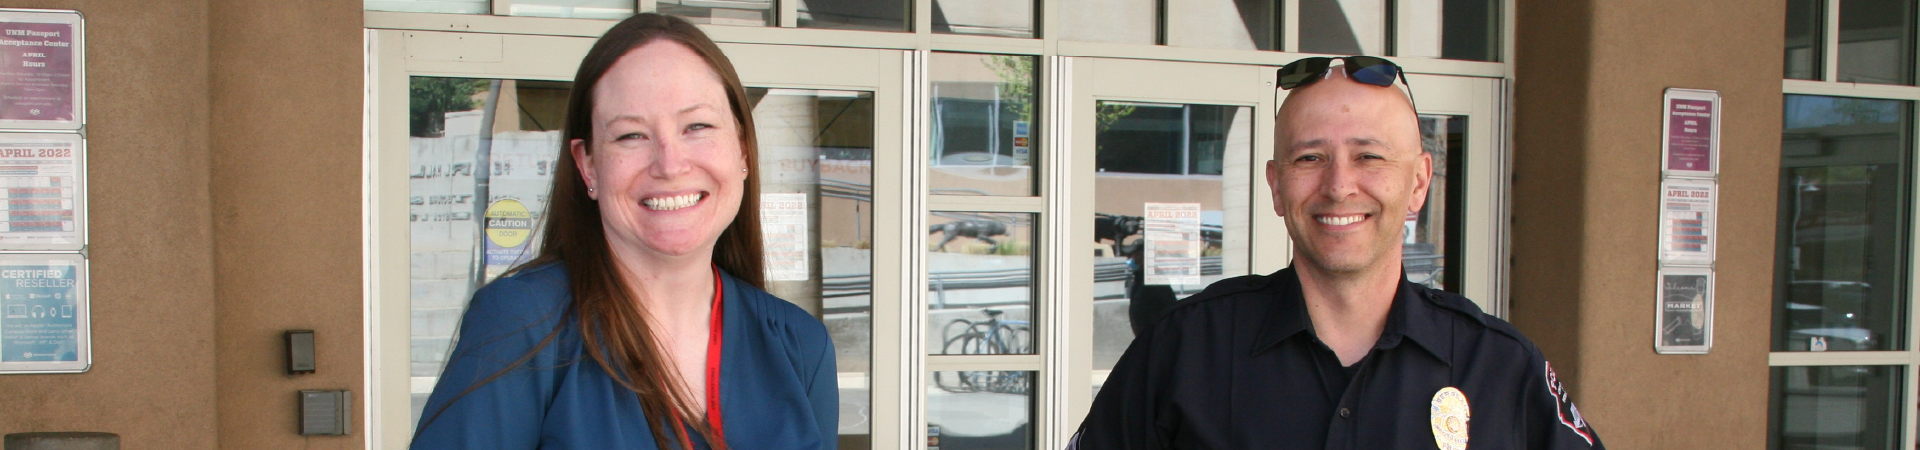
[411,262,839,450]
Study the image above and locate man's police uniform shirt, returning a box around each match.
[1071,268,1603,450]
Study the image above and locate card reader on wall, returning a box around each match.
[286,330,315,374]
[299,390,351,436]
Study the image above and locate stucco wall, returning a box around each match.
[1511,0,1782,447]
[208,0,363,448]
[0,1,220,448]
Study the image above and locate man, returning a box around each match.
[1070,56,1603,449]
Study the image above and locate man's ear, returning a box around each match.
[570,138,596,199]
[1408,151,1434,213]
[1265,159,1285,218]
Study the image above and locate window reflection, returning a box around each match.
[1299,0,1386,55]
[1786,0,1824,80]
[510,0,634,19]
[927,212,1036,355]
[658,0,772,26]
[1060,0,1158,45]
[1395,0,1501,61]
[928,371,1036,450]
[747,88,877,448]
[1775,95,1910,352]
[1088,103,1251,395]
[406,78,571,426]
[932,0,1035,38]
[1407,115,1466,290]
[931,53,1039,197]
[799,0,910,31]
[1769,365,1903,450]
[1167,0,1277,50]
[1837,0,1914,85]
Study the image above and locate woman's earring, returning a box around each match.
[588,187,596,194]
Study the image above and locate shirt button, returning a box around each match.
[1338,408,1351,419]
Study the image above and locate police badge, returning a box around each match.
[1431,387,1470,450]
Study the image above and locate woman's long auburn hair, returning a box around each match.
[419,13,764,450]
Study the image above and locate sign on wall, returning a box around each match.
[0,8,84,374]
[0,9,82,132]
[0,253,87,373]
[1654,88,1718,355]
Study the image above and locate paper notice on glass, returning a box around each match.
[1655,266,1713,354]
[1143,203,1202,285]
[0,133,81,251]
[0,10,83,131]
[761,193,810,281]
[1661,88,1719,178]
[1659,180,1716,264]
[0,254,88,373]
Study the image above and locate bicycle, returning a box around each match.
[933,308,1033,394]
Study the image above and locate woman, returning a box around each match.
[413,13,838,450]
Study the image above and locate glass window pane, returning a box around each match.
[1299,0,1387,55]
[509,0,635,19]
[1407,115,1466,290]
[928,212,1036,355]
[367,0,488,14]
[928,371,1035,450]
[1167,0,1276,50]
[1088,103,1253,394]
[799,0,910,32]
[748,88,876,449]
[1060,0,1158,45]
[1836,0,1914,85]
[933,0,1035,38]
[1775,95,1911,352]
[930,53,1039,197]
[1394,0,1500,61]
[1769,365,1904,450]
[1786,0,1825,80]
[657,0,772,26]
[407,78,572,426]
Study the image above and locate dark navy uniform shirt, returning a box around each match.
[1072,268,1602,450]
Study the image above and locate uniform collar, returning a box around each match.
[1253,267,1453,366]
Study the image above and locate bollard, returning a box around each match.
[4,432,118,450]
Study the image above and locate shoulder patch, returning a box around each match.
[1544,361,1597,446]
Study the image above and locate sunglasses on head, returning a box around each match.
[1275,56,1418,112]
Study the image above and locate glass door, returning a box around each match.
[366,31,909,449]
[1061,56,1505,434]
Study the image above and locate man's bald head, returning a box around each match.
[1274,67,1419,157]
[1265,64,1432,279]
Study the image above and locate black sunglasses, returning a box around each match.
[1275,56,1417,112]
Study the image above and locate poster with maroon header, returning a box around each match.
[0,10,81,131]
[1660,89,1719,178]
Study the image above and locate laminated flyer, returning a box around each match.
[1661,88,1719,178]
[1655,266,1713,354]
[761,193,809,281]
[0,133,82,251]
[0,9,83,131]
[0,254,87,373]
[1658,180,1716,264]
[1143,203,1202,285]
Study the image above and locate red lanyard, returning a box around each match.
[703,265,726,441]
[667,267,726,450]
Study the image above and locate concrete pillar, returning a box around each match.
[1510,0,1781,447]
